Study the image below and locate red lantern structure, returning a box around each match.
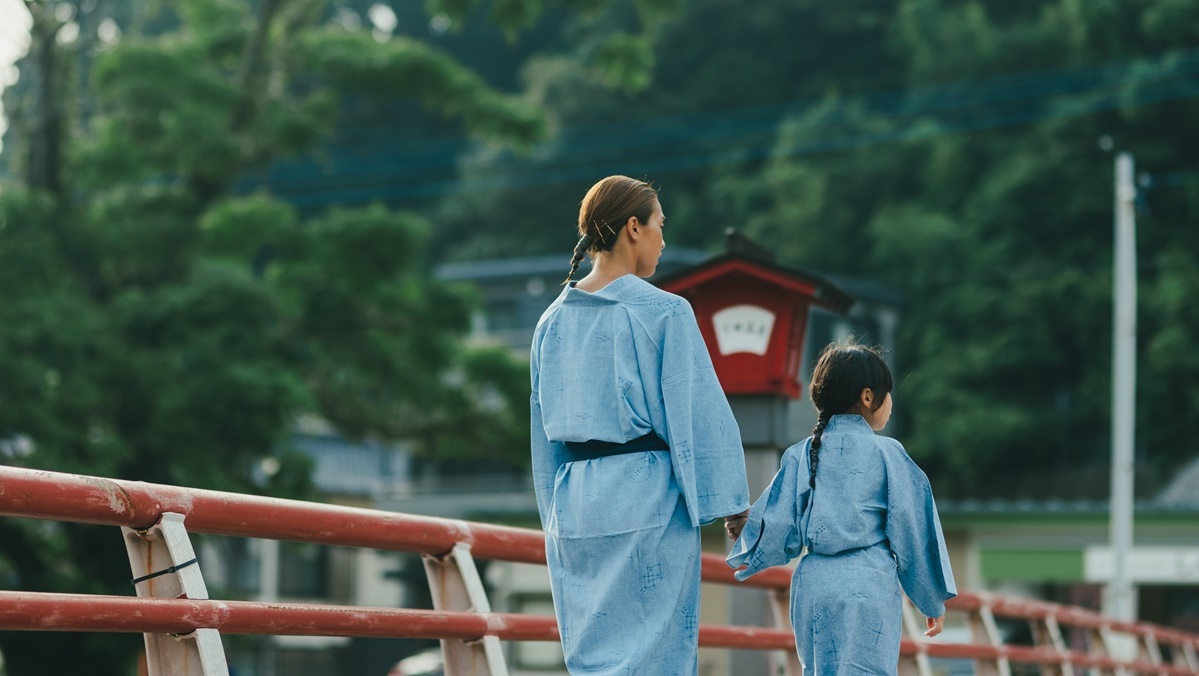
[657,230,852,400]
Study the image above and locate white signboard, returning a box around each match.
[1084,546,1199,583]
[712,304,776,356]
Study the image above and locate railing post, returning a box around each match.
[1089,625,1118,676]
[969,602,1012,676]
[1138,630,1166,676]
[1045,614,1076,676]
[1179,639,1199,670]
[899,599,932,676]
[1098,623,1136,676]
[122,512,229,676]
[423,542,507,676]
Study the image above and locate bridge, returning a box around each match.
[0,465,1196,675]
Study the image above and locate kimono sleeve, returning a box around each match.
[883,441,957,618]
[529,340,566,529]
[726,446,810,581]
[657,300,749,525]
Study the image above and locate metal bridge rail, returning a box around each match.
[1,466,1197,676]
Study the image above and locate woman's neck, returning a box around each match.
[575,252,637,292]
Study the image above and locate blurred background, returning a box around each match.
[0,0,1197,674]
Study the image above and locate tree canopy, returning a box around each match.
[2,0,1199,670]
[428,0,1199,499]
[0,0,623,671]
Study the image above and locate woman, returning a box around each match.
[530,175,750,674]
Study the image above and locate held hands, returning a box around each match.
[723,510,749,541]
[925,615,944,638]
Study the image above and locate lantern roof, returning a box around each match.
[655,229,853,314]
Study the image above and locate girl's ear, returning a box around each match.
[859,388,874,411]
[626,216,639,236]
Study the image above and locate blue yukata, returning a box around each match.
[531,274,750,675]
[727,414,956,675]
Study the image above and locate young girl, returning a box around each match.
[726,341,956,675]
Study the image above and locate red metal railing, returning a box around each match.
[0,465,1196,675]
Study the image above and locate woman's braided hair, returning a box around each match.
[807,340,893,488]
[564,176,658,284]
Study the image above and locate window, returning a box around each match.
[222,537,261,595]
[279,542,328,598]
[485,297,522,332]
[201,535,260,596]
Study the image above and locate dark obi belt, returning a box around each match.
[562,432,669,465]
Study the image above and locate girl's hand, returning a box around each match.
[723,510,749,541]
[925,615,944,638]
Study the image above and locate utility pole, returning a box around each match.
[1108,151,1136,621]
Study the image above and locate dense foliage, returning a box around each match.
[2,0,1198,670]
[430,0,1199,498]
[0,0,627,671]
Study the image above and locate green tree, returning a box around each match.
[429,0,904,260]
[429,0,1199,498]
[712,0,1199,497]
[0,0,662,671]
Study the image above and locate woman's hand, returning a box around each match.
[924,615,944,638]
[723,510,749,541]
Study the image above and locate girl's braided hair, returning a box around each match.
[563,176,658,284]
[807,340,893,488]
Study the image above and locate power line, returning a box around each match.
[235,48,1199,204]
[1152,172,1199,188]
[260,75,1199,206]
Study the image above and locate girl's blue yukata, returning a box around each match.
[531,274,750,675]
[727,414,956,675]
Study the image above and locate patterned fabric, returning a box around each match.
[727,414,957,674]
[546,483,699,675]
[531,274,750,674]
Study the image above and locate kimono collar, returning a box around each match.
[561,274,644,307]
[823,414,875,435]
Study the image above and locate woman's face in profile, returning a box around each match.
[634,199,666,277]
